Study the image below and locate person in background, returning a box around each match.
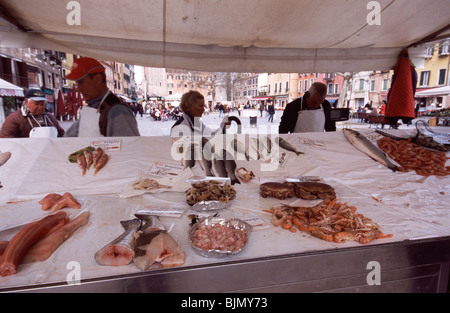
[171,90,229,137]
[64,57,140,137]
[267,100,275,123]
[279,82,336,133]
[0,88,65,138]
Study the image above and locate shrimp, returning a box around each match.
[333,231,354,243]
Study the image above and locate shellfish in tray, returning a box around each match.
[185,180,236,206]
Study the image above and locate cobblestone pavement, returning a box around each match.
[60,110,450,136]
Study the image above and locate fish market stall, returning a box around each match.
[0,129,449,292]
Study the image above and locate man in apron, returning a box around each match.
[0,88,65,138]
[279,82,336,133]
[64,57,140,137]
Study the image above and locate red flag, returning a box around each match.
[385,49,416,124]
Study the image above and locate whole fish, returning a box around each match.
[252,137,271,160]
[84,150,93,170]
[94,153,108,175]
[94,218,141,266]
[76,153,87,176]
[277,137,304,156]
[92,147,104,169]
[199,138,213,176]
[343,128,398,172]
[181,143,196,169]
[231,139,250,161]
[212,153,228,178]
[223,150,240,185]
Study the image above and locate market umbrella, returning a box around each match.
[385,49,417,125]
[66,88,73,116]
[56,89,65,119]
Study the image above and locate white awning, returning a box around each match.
[0,78,24,97]
[0,1,449,72]
[415,86,450,97]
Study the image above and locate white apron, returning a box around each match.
[29,126,58,138]
[27,115,58,138]
[78,91,110,137]
[293,98,325,133]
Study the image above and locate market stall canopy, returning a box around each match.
[415,86,450,97]
[0,0,450,72]
[0,78,24,97]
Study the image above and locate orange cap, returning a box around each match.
[65,57,105,81]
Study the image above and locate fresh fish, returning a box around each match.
[223,150,240,185]
[181,143,196,169]
[199,138,213,176]
[76,153,87,176]
[211,153,228,178]
[133,217,185,270]
[231,139,250,161]
[277,137,304,156]
[248,138,261,160]
[94,218,141,266]
[252,137,272,159]
[84,150,93,170]
[94,153,108,175]
[0,152,11,167]
[92,147,104,168]
[343,128,398,172]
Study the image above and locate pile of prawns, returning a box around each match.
[264,198,393,244]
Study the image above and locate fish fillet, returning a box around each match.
[24,211,90,263]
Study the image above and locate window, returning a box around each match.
[279,82,281,93]
[304,80,308,91]
[335,84,339,94]
[438,68,447,85]
[420,71,430,86]
[382,79,389,90]
[328,83,333,94]
[359,79,364,90]
[274,83,277,93]
[298,80,302,92]
[310,79,314,87]
[438,40,449,55]
[285,81,289,92]
[370,80,375,92]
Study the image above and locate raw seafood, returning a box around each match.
[259,182,295,200]
[92,147,104,168]
[133,217,185,270]
[343,128,398,171]
[199,137,214,176]
[39,193,63,211]
[93,152,108,175]
[190,223,248,252]
[265,199,393,244]
[237,167,255,183]
[0,211,68,276]
[133,178,171,191]
[68,146,95,163]
[231,139,250,161]
[211,154,227,178]
[24,211,90,263]
[0,241,8,256]
[223,150,240,185]
[185,180,236,205]
[84,150,93,170]
[277,137,304,155]
[94,218,141,266]
[377,136,450,176]
[0,151,11,167]
[49,192,81,212]
[286,182,336,201]
[77,153,87,176]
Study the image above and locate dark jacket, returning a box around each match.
[0,109,65,138]
[279,96,336,133]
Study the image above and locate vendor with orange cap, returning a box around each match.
[64,57,140,137]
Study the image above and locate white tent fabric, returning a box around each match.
[0,78,24,97]
[415,86,450,97]
[0,0,449,72]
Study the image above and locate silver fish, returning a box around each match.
[181,143,196,169]
[212,153,228,178]
[94,218,142,266]
[231,139,250,161]
[343,128,398,172]
[223,150,240,185]
[277,137,304,155]
[199,137,213,176]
